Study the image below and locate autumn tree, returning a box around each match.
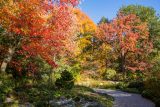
[93,17,112,74]
[0,0,79,74]
[73,8,97,66]
[96,13,152,75]
[119,5,160,52]
[119,5,160,79]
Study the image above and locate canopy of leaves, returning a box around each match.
[0,0,79,73]
[74,8,97,60]
[119,5,160,50]
[96,13,152,71]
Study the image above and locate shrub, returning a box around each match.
[55,70,74,90]
[143,77,160,107]
[54,59,81,81]
[128,81,144,89]
[114,73,124,81]
[116,82,127,89]
[0,75,14,102]
[102,69,116,80]
[142,89,153,99]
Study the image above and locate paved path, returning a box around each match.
[94,89,155,107]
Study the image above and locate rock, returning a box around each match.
[49,98,74,107]
[49,96,102,107]
[49,99,59,107]
[83,102,100,107]
[60,96,66,100]
[57,98,73,105]
[5,97,13,103]
[63,100,76,107]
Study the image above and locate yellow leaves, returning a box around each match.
[78,36,91,49]
[0,0,13,6]
[74,8,97,34]
[0,0,20,29]
[73,8,97,55]
[101,43,112,51]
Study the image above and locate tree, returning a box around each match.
[119,5,160,52]
[93,17,112,73]
[119,5,160,80]
[0,0,79,73]
[98,16,109,25]
[74,8,97,66]
[96,13,152,75]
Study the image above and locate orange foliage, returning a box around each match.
[96,13,152,72]
[0,0,79,73]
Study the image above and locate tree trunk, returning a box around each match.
[120,50,126,78]
[105,59,108,69]
[0,47,15,73]
[120,55,125,72]
[120,51,125,72]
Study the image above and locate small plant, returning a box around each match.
[55,70,74,90]
[103,69,116,80]
[116,82,127,89]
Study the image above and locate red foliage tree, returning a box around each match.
[96,13,152,73]
[0,0,79,73]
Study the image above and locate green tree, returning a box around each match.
[98,16,109,25]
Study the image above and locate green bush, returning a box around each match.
[54,59,81,81]
[114,73,124,81]
[142,89,153,99]
[126,70,144,81]
[128,81,144,91]
[0,75,14,102]
[55,70,74,90]
[122,88,140,94]
[116,82,127,89]
[143,77,160,107]
[102,69,116,80]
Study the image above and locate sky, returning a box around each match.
[79,0,160,23]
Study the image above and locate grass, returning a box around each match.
[76,77,118,89]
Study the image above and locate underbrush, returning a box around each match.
[116,81,143,94]
[1,85,113,107]
[0,76,113,107]
[58,85,113,107]
[142,77,160,107]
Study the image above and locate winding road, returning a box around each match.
[94,89,155,107]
